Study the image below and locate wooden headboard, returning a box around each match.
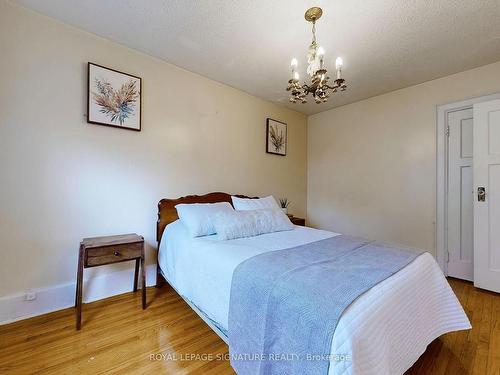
[155,192,255,287]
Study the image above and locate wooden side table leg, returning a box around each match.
[74,271,79,308]
[141,249,146,309]
[76,244,84,330]
[133,258,139,292]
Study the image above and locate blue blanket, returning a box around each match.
[228,235,422,375]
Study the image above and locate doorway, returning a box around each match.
[446,107,473,281]
[436,93,500,287]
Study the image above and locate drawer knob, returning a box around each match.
[113,251,120,257]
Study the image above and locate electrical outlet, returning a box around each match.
[24,290,37,301]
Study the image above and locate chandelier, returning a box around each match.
[286,7,347,104]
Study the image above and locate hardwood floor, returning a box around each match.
[0,278,498,374]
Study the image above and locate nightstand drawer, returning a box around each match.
[85,242,142,267]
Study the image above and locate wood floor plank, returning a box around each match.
[487,293,500,375]
[0,279,498,374]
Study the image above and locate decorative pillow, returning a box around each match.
[175,202,234,237]
[213,208,294,240]
[231,195,280,211]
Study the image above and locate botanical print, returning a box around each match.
[88,63,141,131]
[269,124,285,152]
[92,78,138,125]
[266,118,287,156]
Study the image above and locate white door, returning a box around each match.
[474,99,500,293]
[447,108,474,281]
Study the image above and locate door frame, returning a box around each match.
[436,92,500,275]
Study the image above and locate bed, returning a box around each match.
[155,192,471,375]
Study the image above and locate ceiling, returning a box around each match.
[14,0,500,115]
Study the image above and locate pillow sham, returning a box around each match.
[213,208,294,240]
[231,195,280,211]
[175,202,234,237]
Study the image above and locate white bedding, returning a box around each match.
[159,220,471,375]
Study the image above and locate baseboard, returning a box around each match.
[0,264,157,325]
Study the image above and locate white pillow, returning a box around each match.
[231,195,280,211]
[175,202,234,237]
[213,208,294,240]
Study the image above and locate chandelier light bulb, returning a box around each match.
[291,58,298,68]
[294,71,300,81]
[317,47,325,69]
[335,57,343,69]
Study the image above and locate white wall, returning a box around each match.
[308,61,500,255]
[0,1,307,321]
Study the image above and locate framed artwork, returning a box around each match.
[266,118,287,156]
[87,62,142,131]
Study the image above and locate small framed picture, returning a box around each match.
[87,62,142,131]
[266,118,287,156]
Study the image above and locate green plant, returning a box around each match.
[279,198,291,209]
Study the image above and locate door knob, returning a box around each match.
[478,187,486,202]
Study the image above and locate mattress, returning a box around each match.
[158,220,471,375]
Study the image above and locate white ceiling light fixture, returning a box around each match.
[287,7,347,104]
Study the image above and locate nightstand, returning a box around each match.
[75,233,145,330]
[288,215,306,226]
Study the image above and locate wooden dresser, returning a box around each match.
[75,233,145,330]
